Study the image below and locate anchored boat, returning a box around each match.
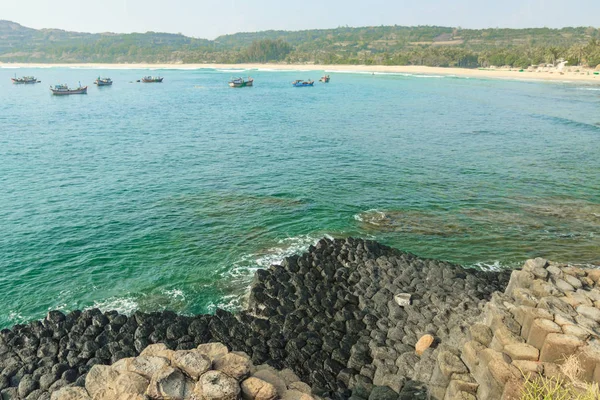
[11,75,39,84]
[50,84,88,95]
[229,77,254,88]
[292,80,314,87]
[319,75,330,83]
[142,76,164,83]
[94,77,113,86]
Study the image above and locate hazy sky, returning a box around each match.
[1,0,598,39]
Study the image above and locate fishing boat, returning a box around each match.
[50,83,88,95]
[319,75,331,83]
[228,77,254,88]
[11,75,39,84]
[292,80,314,87]
[142,76,164,83]
[94,77,113,86]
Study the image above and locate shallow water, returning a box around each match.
[1,67,599,327]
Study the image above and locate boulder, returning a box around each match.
[193,370,240,400]
[281,389,314,400]
[140,343,175,360]
[539,334,585,363]
[114,371,149,396]
[252,370,287,397]
[196,343,229,362]
[130,356,171,379]
[173,351,212,379]
[213,352,252,380]
[50,387,91,400]
[85,365,118,398]
[146,366,192,399]
[241,377,278,400]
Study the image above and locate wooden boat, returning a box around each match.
[319,75,330,83]
[11,75,39,84]
[142,76,164,83]
[50,84,88,95]
[229,77,254,88]
[94,77,113,86]
[292,80,314,87]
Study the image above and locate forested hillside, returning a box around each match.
[1,20,600,68]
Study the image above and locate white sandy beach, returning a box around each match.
[2,62,600,84]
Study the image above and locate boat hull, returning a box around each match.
[11,78,39,84]
[142,78,163,83]
[293,82,314,87]
[229,80,253,88]
[50,87,88,95]
[95,80,113,86]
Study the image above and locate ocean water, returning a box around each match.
[1,67,599,328]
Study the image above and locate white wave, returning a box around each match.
[91,296,138,315]
[578,87,600,91]
[162,288,186,300]
[217,69,248,73]
[206,294,242,313]
[354,209,388,225]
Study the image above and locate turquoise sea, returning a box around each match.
[1,67,599,328]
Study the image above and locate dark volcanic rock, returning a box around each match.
[0,238,510,400]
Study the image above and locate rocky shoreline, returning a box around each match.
[0,238,522,399]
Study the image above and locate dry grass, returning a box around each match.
[520,356,600,400]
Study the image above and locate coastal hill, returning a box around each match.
[1,19,600,68]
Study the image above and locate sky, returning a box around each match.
[1,0,599,39]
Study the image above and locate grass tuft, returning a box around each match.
[519,355,600,400]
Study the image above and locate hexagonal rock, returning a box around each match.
[114,372,150,396]
[415,334,434,356]
[85,365,119,398]
[540,334,585,364]
[438,351,468,378]
[504,343,539,361]
[562,324,592,340]
[252,370,287,397]
[240,377,278,400]
[130,356,171,379]
[577,343,600,382]
[505,271,535,296]
[564,274,583,289]
[554,279,575,293]
[561,292,592,308]
[488,357,518,385]
[469,324,492,346]
[141,343,175,360]
[587,269,600,283]
[526,318,562,350]
[512,288,539,307]
[50,387,91,400]
[288,381,311,394]
[196,343,229,362]
[111,357,134,373]
[213,352,252,380]
[512,360,542,379]
[577,306,600,323]
[193,370,240,400]
[278,369,300,387]
[490,325,524,352]
[462,341,486,372]
[173,351,211,379]
[146,366,192,399]
[281,389,314,400]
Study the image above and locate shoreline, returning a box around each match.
[2,62,600,84]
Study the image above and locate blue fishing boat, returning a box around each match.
[94,77,113,86]
[292,80,314,87]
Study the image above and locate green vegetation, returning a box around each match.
[519,356,600,400]
[1,20,600,68]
